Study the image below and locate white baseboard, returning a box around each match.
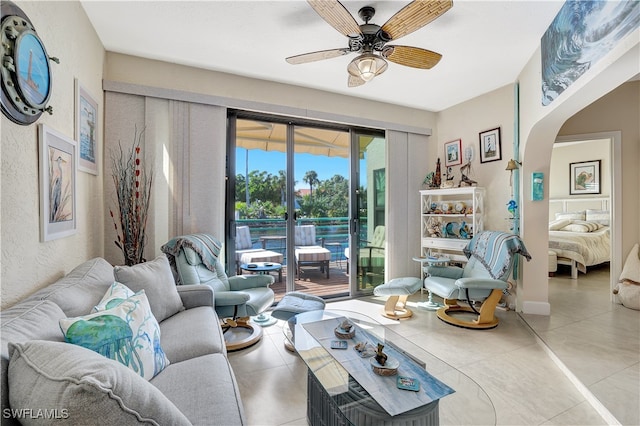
[522,301,551,315]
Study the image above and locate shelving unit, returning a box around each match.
[420,187,485,263]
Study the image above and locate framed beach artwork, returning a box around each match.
[444,139,462,167]
[570,160,600,195]
[39,124,77,241]
[479,127,502,163]
[75,79,99,175]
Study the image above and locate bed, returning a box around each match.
[548,197,611,278]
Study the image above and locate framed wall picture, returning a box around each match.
[39,124,77,241]
[479,127,502,163]
[75,79,99,175]
[444,139,462,167]
[569,160,600,195]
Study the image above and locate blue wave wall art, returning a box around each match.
[541,0,639,106]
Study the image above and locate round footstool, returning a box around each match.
[373,277,423,320]
[271,291,326,351]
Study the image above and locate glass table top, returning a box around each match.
[284,309,496,425]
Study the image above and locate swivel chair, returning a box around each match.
[162,233,275,350]
[423,231,530,329]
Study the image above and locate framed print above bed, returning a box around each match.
[569,160,600,195]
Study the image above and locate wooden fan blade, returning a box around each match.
[348,74,366,87]
[382,45,442,69]
[381,0,453,41]
[307,0,362,38]
[286,48,351,65]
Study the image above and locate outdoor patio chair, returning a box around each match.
[235,226,269,274]
[344,225,385,276]
[294,225,331,278]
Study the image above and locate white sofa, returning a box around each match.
[1,256,245,425]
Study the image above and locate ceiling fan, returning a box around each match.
[286,0,453,87]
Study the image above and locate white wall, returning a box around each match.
[435,84,516,232]
[549,140,611,200]
[1,1,105,308]
[429,39,638,315]
[517,31,639,314]
[558,81,640,258]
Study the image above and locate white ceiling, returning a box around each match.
[81,0,565,112]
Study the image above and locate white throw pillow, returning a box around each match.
[555,211,586,221]
[560,220,602,233]
[619,243,640,285]
[549,218,572,231]
[60,291,170,380]
[585,209,610,226]
[92,281,135,312]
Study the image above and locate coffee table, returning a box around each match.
[285,310,495,425]
[240,261,282,282]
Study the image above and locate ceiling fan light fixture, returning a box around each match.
[348,53,388,82]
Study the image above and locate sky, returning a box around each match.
[236,148,353,190]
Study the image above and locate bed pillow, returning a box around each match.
[555,211,585,221]
[549,218,572,231]
[7,340,190,425]
[586,209,610,226]
[560,220,603,233]
[113,255,184,322]
[60,290,170,380]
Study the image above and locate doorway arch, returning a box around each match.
[517,34,639,315]
[553,131,622,297]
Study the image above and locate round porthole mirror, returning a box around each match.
[1,1,58,125]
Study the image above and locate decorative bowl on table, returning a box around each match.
[370,357,399,376]
[334,319,355,339]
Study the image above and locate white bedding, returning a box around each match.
[548,226,610,274]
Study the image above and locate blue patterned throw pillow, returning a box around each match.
[92,281,136,311]
[60,290,170,380]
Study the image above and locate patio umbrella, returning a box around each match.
[236,119,374,158]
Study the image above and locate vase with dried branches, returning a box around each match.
[110,127,153,266]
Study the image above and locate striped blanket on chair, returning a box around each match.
[463,231,532,280]
[161,233,222,279]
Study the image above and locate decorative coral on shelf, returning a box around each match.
[110,127,153,266]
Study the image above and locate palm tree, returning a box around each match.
[303,170,319,202]
[277,170,286,206]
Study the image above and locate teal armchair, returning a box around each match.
[165,236,275,319]
[424,231,530,329]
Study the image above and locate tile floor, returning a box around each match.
[522,265,639,426]
[228,266,638,425]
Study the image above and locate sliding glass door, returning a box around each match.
[227,112,385,302]
[350,131,387,294]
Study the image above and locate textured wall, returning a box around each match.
[1,1,105,308]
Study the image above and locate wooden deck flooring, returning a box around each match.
[268,262,350,302]
[238,260,386,303]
